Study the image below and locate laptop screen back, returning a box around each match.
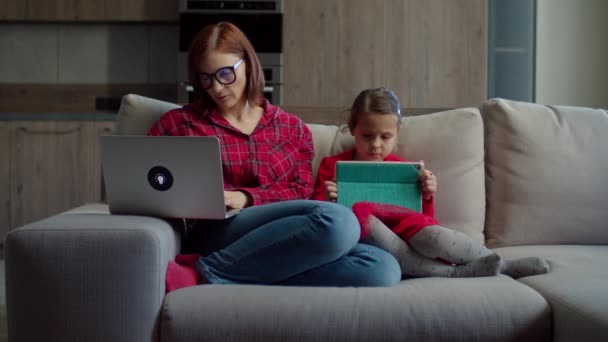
[100,135,230,219]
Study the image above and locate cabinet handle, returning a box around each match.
[18,126,82,135]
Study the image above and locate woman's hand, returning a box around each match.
[224,190,251,209]
[324,180,338,202]
[419,161,437,200]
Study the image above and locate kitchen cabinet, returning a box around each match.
[14,0,74,21]
[143,0,180,22]
[0,0,26,20]
[101,0,179,22]
[1,119,114,244]
[0,0,178,22]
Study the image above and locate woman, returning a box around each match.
[147,22,400,291]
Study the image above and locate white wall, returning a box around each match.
[536,0,608,108]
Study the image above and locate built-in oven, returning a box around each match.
[178,0,283,104]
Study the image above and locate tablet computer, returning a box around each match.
[336,161,423,211]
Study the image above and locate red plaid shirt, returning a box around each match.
[147,100,314,205]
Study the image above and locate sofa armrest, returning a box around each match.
[5,212,181,342]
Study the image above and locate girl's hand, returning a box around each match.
[419,161,437,200]
[324,180,338,202]
[224,190,251,209]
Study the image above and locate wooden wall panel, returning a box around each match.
[283,0,386,107]
[335,0,387,106]
[283,0,487,109]
[283,1,339,106]
[384,0,487,107]
[282,106,448,126]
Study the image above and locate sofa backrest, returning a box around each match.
[115,94,180,135]
[116,94,487,243]
[307,124,340,180]
[482,98,608,247]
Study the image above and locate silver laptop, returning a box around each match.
[100,135,240,219]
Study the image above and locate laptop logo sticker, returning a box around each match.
[148,166,173,191]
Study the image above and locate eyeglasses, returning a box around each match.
[198,58,244,90]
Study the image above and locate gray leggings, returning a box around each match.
[362,217,493,277]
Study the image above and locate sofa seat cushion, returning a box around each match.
[160,276,549,342]
[493,245,608,342]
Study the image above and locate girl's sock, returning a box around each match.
[453,253,503,277]
[407,225,492,264]
[501,257,550,278]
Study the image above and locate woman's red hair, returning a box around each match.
[188,22,265,109]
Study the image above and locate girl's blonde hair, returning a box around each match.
[348,87,403,131]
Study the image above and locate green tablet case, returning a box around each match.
[336,161,422,211]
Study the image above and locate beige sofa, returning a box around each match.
[6,94,608,342]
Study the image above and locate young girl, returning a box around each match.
[312,87,549,278]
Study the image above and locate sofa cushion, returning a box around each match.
[493,245,608,342]
[330,108,486,243]
[306,124,339,181]
[161,276,550,342]
[482,98,608,247]
[115,94,180,135]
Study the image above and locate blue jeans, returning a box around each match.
[187,200,401,287]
